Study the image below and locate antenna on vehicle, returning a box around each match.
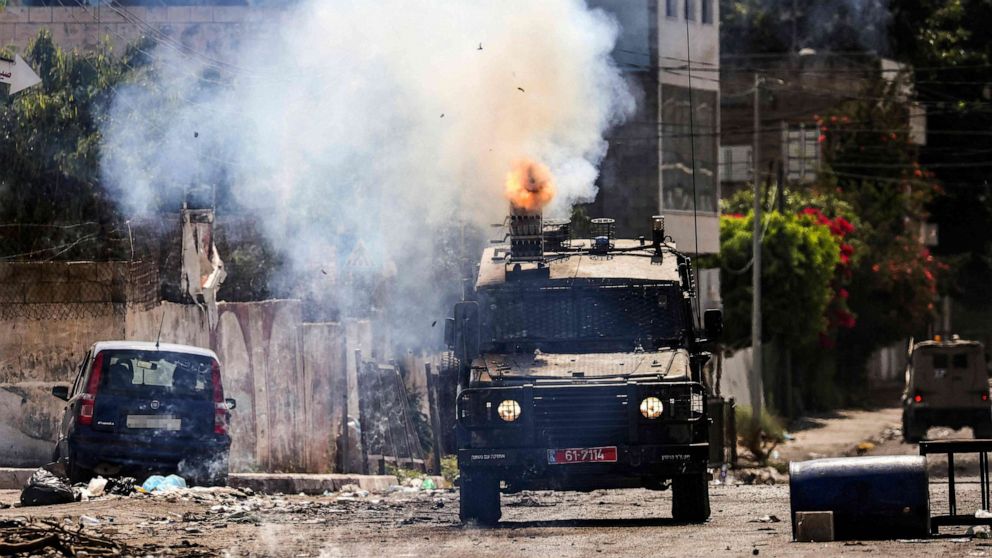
[155,310,166,350]
[684,12,702,328]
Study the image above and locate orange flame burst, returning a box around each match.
[504,159,556,212]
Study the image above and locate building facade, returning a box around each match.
[592,0,720,254]
[719,52,926,198]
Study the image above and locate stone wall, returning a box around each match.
[0,5,280,53]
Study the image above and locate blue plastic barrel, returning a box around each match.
[789,455,930,540]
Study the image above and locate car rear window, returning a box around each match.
[953,353,969,368]
[933,353,949,369]
[98,350,215,399]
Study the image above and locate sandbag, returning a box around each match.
[20,463,74,507]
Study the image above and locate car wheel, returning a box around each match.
[67,451,93,485]
[671,473,711,523]
[903,414,924,444]
[974,423,992,439]
[459,470,501,525]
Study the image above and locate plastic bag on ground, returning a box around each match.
[86,477,107,498]
[20,463,74,507]
[141,474,188,493]
[106,476,137,496]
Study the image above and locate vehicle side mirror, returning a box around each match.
[444,317,455,348]
[51,385,69,401]
[225,398,237,410]
[704,309,723,342]
[453,301,481,362]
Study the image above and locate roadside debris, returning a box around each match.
[82,477,107,499]
[0,517,136,556]
[141,474,188,493]
[735,466,788,486]
[968,525,992,539]
[20,464,74,507]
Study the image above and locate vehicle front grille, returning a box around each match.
[532,385,630,447]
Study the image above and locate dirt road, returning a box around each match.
[0,482,987,557]
[4,400,990,557]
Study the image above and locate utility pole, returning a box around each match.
[751,73,763,435]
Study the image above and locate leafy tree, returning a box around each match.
[817,77,944,389]
[721,0,892,55]
[889,0,992,334]
[0,30,152,260]
[720,211,840,348]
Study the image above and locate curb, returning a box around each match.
[0,468,445,495]
[228,473,400,495]
[0,468,34,490]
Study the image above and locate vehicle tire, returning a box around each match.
[67,451,93,485]
[459,470,501,525]
[903,414,925,444]
[671,473,710,523]
[973,423,992,439]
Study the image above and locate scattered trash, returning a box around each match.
[141,474,188,493]
[79,514,101,527]
[86,476,108,498]
[856,441,876,456]
[20,463,74,507]
[750,515,781,523]
[106,476,138,496]
[977,509,992,519]
[969,525,992,539]
[736,466,787,485]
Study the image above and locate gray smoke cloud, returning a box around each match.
[101,0,634,346]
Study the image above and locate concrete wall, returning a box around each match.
[0,5,280,54]
[0,261,365,472]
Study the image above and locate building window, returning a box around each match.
[684,0,695,21]
[701,0,713,24]
[720,145,752,183]
[666,0,678,18]
[661,85,718,213]
[783,124,821,182]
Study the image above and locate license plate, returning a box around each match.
[126,415,182,431]
[548,446,618,465]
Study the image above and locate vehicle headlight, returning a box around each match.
[497,399,521,422]
[640,397,664,419]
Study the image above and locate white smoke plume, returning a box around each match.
[101,0,634,345]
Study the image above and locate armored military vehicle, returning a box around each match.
[445,213,722,525]
[902,335,992,443]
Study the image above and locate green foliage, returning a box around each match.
[720,0,891,55]
[0,30,152,260]
[719,211,840,347]
[817,78,944,382]
[891,0,992,322]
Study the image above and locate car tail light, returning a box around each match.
[983,393,989,402]
[78,352,104,426]
[212,359,228,435]
[913,394,923,403]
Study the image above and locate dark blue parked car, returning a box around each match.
[51,341,236,485]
